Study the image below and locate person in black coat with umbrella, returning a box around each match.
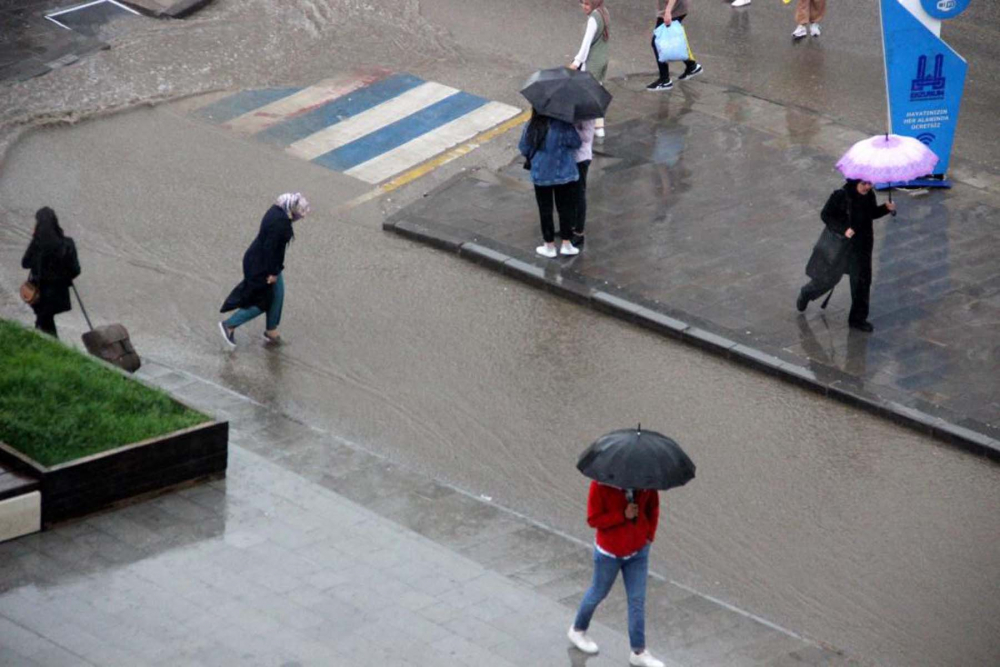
[21,207,81,338]
[219,193,310,348]
[797,179,895,332]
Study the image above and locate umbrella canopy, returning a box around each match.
[577,426,695,491]
[836,134,939,184]
[520,67,613,124]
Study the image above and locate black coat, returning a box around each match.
[221,205,294,313]
[820,182,890,259]
[21,237,81,316]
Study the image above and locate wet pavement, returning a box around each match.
[0,359,856,667]
[386,75,1000,451]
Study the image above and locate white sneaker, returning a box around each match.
[792,24,808,39]
[731,0,752,7]
[595,127,606,138]
[536,244,557,258]
[629,651,666,667]
[218,321,236,349]
[567,627,599,654]
[810,23,821,37]
[560,242,580,256]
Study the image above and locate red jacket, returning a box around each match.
[587,481,660,557]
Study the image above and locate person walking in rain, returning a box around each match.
[792,0,825,39]
[797,179,895,332]
[567,480,667,667]
[519,110,581,258]
[569,0,610,138]
[20,207,81,339]
[647,0,703,92]
[219,193,310,348]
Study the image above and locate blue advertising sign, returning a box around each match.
[881,0,968,177]
[920,0,971,20]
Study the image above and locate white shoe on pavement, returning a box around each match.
[629,650,666,667]
[218,321,236,349]
[810,22,821,37]
[560,242,580,256]
[731,0,752,7]
[536,244,558,258]
[567,627,599,654]
[595,127,606,138]
[792,24,808,39]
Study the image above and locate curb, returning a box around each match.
[385,215,1000,464]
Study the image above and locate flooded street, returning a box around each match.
[2,1,999,665]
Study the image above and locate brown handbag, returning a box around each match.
[20,275,39,305]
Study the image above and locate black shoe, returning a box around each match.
[571,233,585,249]
[796,291,808,313]
[678,63,703,81]
[849,320,874,332]
[646,78,673,91]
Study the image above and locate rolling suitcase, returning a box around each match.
[72,285,141,373]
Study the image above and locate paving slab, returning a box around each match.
[384,77,1000,460]
[0,358,859,665]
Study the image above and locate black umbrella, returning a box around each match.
[520,67,613,124]
[577,425,695,491]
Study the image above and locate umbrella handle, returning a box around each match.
[888,187,897,217]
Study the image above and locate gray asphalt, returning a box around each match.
[1,2,999,666]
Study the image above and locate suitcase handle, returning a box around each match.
[71,283,94,332]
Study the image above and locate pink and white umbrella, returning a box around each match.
[836,134,939,184]
[835,133,939,217]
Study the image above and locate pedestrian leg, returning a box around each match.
[534,185,556,243]
[621,546,650,653]
[35,311,57,338]
[573,549,621,632]
[674,16,702,80]
[648,19,672,87]
[810,0,826,22]
[265,273,284,333]
[224,305,264,331]
[554,183,579,255]
[848,258,872,326]
[574,160,591,241]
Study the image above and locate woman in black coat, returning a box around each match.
[797,179,895,332]
[219,193,310,348]
[21,207,81,338]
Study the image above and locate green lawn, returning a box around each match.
[0,320,208,467]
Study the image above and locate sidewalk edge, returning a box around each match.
[384,216,1000,465]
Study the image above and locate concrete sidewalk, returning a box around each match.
[384,76,1000,459]
[0,359,859,666]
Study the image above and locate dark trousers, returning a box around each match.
[653,16,696,81]
[799,252,872,324]
[34,311,57,338]
[534,183,576,243]
[574,160,591,235]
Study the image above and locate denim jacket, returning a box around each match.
[518,119,582,187]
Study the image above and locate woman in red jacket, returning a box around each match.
[567,481,666,667]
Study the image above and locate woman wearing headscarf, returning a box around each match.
[569,0,610,138]
[797,179,895,331]
[219,193,310,348]
[21,207,81,338]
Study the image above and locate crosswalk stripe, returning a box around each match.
[256,73,425,147]
[345,102,522,183]
[312,92,488,173]
[286,81,459,162]
[193,87,303,124]
[222,74,384,135]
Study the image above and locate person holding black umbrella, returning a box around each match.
[519,110,582,258]
[568,427,694,667]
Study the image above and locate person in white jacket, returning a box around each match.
[568,0,610,137]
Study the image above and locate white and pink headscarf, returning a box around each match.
[275,192,311,220]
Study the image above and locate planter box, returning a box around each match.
[0,419,227,527]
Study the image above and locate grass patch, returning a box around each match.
[0,320,208,467]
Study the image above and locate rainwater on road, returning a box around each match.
[1,2,999,666]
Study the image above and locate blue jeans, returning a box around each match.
[224,273,284,331]
[573,544,650,651]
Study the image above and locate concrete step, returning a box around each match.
[0,462,41,543]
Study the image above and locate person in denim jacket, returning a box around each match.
[518,110,582,258]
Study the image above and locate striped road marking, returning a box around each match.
[192,72,522,186]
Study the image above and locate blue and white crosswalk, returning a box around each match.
[193,72,522,184]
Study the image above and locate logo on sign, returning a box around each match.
[911,54,946,101]
[916,133,936,145]
[920,0,971,19]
